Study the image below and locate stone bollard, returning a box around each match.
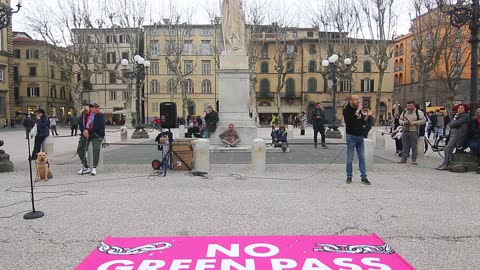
[364,138,375,169]
[417,136,425,160]
[120,126,128,142]
[252,138,266,174]
[287,125,294,139]
[194,139,210,172]
[88,138,104,170]
[179,125,186,139]
[0,140,13,172]
[42,136,54,154]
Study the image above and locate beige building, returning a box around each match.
[12,32,74,121]
[143,24,218,123]
[144,24,394,125]
[72,28,142,125]
[0,0,14,127]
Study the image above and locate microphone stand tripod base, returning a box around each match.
[23,211,44,220]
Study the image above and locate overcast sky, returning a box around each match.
[11,0,411,38]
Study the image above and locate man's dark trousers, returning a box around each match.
[313,125,326,146]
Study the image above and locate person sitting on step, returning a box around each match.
[271,125,289,152]
[219,123,241,147]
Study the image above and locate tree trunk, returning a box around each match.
[375,71,385,125]
[276,89,283,125]
[420,75,427,109]
[71,87,83,115]
[249,72,259,124]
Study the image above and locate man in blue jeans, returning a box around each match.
[342,95,372,185]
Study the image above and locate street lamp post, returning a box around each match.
[322,54,352,137]
[121,55,150,139]
[0,0,21,30]
[437,0,479,118]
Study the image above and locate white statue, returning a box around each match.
[221,0,245,52]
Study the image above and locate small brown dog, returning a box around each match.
[36,152,53,181]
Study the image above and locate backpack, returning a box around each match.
[401,109,426,136]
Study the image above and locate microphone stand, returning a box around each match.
[23,134,44,220]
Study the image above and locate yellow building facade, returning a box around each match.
[0,0,13,127]
[12,32,74,121]
[144,24,394,124]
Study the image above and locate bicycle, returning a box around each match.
[424,134,448,158]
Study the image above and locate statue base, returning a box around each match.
[0,150,13,172]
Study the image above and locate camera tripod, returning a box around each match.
[152,128,192,177]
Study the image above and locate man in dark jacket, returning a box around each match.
[311,103,327,149]
[31,109,50,160]
[23,114,35,139]
[343,95,371,185]
[69,113,80,136]
[77,103,105,176]
[436,105,470,170]
[203,105,219,138]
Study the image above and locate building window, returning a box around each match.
[361,78,374,92]
[168,79,177,93]
[202,61,211,75]
[287,61,294,73]
[363,61,371,73]
[260,79,270,97]
[309,44,316,54]
[151,62,159,75]
[167,64,175,75]
[0,69,3,81]
[106,35,117,43]
[307,31,314,37]
[109,91,117,100]
[109,71,117,84]
[363,98,371,109]
[150,41,159,57]
[286,44,296,58]
[13,49,20,58]
[261,45,269,58]
[184,60,193,74]
[50,86,57,98]
[340,80,352,92]
[13,67,18,82]
[26,49,39,59]
[60,87,66,99]
[107,52,116,64]
[27,86,40,97]
[50,66,55,78]
[411,55,416,67]
[183,40,194,55]
[166,41,175,54]
[184,79,194,93]
[202,79,212,93]
[151,80,160,93]
[201,29,211,36]
[119,34,130,43]
[29,67,37,77]
[200,40,212,55]
[260,62,269,73]
[152,102,159,112]
[307,78,317,92]
[285,78,295,98]
[121,52,129,60]
[308,60,316,72]
[410,69,415,83]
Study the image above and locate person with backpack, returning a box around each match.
[398,101,427,165]
[311,103,327,149]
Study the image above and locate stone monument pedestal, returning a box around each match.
[210,51,257,146]
[0,150,13,172]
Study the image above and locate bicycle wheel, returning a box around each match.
[434,139,446,158]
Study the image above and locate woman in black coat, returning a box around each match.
[31,109,50,160]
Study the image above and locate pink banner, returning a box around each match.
[76,234,414,270]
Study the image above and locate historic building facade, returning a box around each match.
[0,0,14,127]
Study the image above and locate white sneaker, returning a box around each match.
[90,168,97,176]
[77,167,92,175]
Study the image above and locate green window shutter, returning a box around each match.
[370,80,375,92]
[361,79,364,92]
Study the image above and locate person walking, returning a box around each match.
[311,103,327,149]
[203,105,219,138]
[433,110,445,143]
[31,109,50,160]
[300,112,307,136]
[49,116,59,136]
[22,114,35,139]
[343,95,371,185]
[69,113,80,136]
[468,108,480,174]
[398,101,427,165]
[77,103,105,176]
[435,105,470,170]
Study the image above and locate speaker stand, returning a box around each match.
[131,127,149,139]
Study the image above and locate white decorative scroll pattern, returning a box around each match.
[314,243,395,254]
[98,242,173,255]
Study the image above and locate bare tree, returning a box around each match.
[360,0,396,124]
[434,25,471,115]
[410,0,449,109]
